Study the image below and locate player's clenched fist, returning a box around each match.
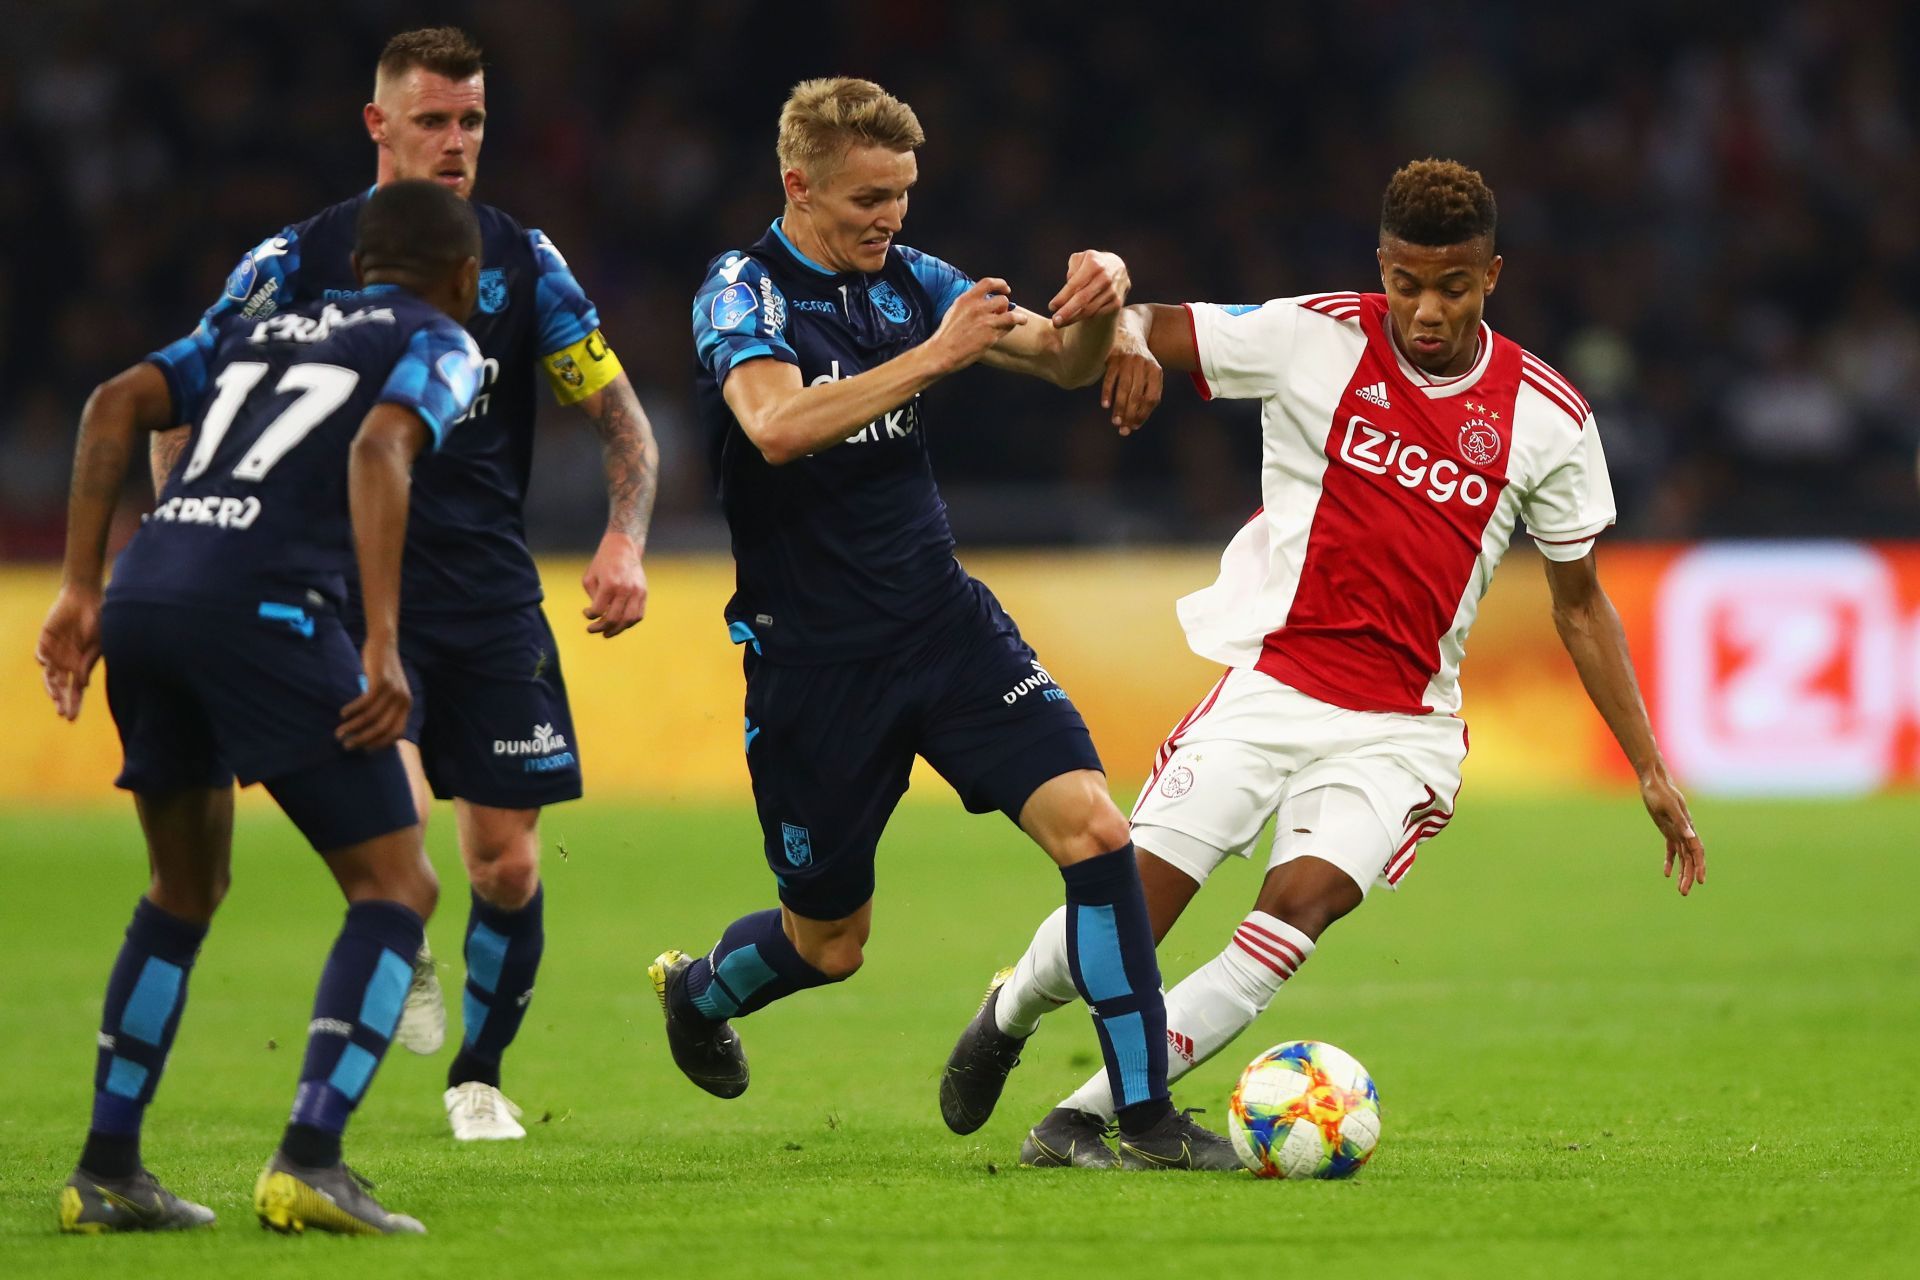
[1048,251,1129,327]
[928,277,1025,372]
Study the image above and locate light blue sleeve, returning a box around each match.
[144,225,302,423]
[527,229,604,356]
[896,245,974,324]
[144,319,222,423]
[202,226,303,325]
[376,318,485,449]
[692,253,798,384]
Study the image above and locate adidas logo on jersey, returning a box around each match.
[1356,381,1391,409]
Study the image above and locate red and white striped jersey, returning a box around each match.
[1179,291,1614,716]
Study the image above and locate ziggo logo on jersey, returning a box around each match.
[1338,415,1492,507]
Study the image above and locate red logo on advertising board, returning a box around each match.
[1656,546,1903,794]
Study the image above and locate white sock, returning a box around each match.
[994,906,1077,1037]
[1058,911,1314,1121]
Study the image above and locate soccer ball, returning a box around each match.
[1228,1040,1381,1179]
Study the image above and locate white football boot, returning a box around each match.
[393,943,446,1055]
[444,1081,526,1141]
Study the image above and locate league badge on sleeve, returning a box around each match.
[225,255,259,302]
[477,268,509,315]
[711,280,758,333]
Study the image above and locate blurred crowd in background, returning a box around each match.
[2,0,1916,558]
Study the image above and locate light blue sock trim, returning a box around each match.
[120,957,184,1046]
[104,1056,150,1100]
[467,922,509,994]
[1101,1010,1151,1107]
[692,944,780,1018]
[328,1042,379,1102]
[358,948,413,1041]
[463,989,488,1046]
[1074,903,1131,1002]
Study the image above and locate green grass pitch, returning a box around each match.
[2,793,1916,1277]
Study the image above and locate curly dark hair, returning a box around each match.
[356,178,481,274]
[376,26,485,86]
[1379,159,1497,248]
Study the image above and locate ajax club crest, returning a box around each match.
[1458,402,1502,467]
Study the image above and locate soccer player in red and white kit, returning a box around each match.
[940,159,1709,1169]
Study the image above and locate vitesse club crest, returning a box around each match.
[477,268,509,315]
[1458,401,1502,467]
[869,281,910,324]
[780,822,813,868]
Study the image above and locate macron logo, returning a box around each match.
[1356,381,1391,410]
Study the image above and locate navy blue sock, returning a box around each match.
[1061,845,1172,1137]
[81,899,208,1177]
[449,886,545,1089]
[676,909,835,1022]
[282,900,424,1167]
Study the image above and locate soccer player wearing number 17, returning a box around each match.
[942,160,1710,1168]
[655,77,1228,1167]
[37,181,484,1234]
[152,28,663,1141]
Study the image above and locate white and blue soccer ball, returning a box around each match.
[1228,1040,1381,1179]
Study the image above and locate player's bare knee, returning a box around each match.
[1056,809,1132,865]
[385,854,440,921]
[201,863,232,914]
[1256,868,1361,941]
[335,828,439,919]
[799,934,864,980]
[471,844,540,909]
[145,870,227,925]
[1085,799,1133,859]
[1029,773,1131,865]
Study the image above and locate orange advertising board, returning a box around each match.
[3,543,1913,808]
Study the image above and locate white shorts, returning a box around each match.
[1129,668,1467,897]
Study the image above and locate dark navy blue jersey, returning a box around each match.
[692,220,978,663]
[203,192,619,615]
[110,287,484,612]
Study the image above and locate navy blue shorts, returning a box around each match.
[360,603,582,810]
[740,580,1103,921]
[101,598,416,852]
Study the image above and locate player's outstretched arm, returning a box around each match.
[574,372,658,639]
[1544,552,1706,895]
[341,403,432,752]
[1100,304,1200,435]
[37,363,176,720]
[979,251,1129,389]
[727,278,1021,465]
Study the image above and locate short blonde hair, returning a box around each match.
[776,77,925,178]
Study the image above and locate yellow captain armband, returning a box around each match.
[541,329,623,405]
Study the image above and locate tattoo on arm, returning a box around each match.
[150,426,189,496]
[583,376,659,544]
